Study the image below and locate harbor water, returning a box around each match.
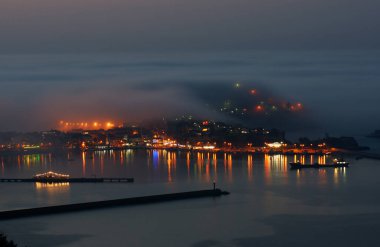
[1,149,380,246]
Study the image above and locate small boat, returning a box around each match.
[290,158,349,169]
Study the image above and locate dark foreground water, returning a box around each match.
[1,149,380,247]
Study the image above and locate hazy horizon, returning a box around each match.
[0,50,379,138]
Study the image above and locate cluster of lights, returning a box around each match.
[22,144,41,149]
[254,102,303,113]
[229,82,305,114]
[34,171,70,179]
[265,142,285,148]
[59,121,116,130]
[333,158,348,165]
[152,138,178,148]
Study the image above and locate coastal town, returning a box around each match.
[0,117,367,155]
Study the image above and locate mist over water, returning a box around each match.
[0,50,379,138]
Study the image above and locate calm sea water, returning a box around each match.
[1,150,380,247]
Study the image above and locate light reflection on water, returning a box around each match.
[0,150,340,178]
[0,149,352,213]
[2,150,378,247]
[35,182,70,190]
[0,150,346,190]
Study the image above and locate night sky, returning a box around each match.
[1,0,379,53]
[0,1,379,135]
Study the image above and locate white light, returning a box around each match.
[266,142,283,148]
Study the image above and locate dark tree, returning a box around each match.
[0,233,17,247]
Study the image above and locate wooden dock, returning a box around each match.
[0,177,134,183]
[0,189,229,220]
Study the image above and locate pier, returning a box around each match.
[0,177,134,183]
[0,189,229,220]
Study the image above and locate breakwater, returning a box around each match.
[0,189,229,220]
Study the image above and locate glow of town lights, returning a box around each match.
[203,145,215,150]
[34,171,70,179]
[266,142,283,148]
[59,120,117,130]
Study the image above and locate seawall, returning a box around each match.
[0,189,229,220]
